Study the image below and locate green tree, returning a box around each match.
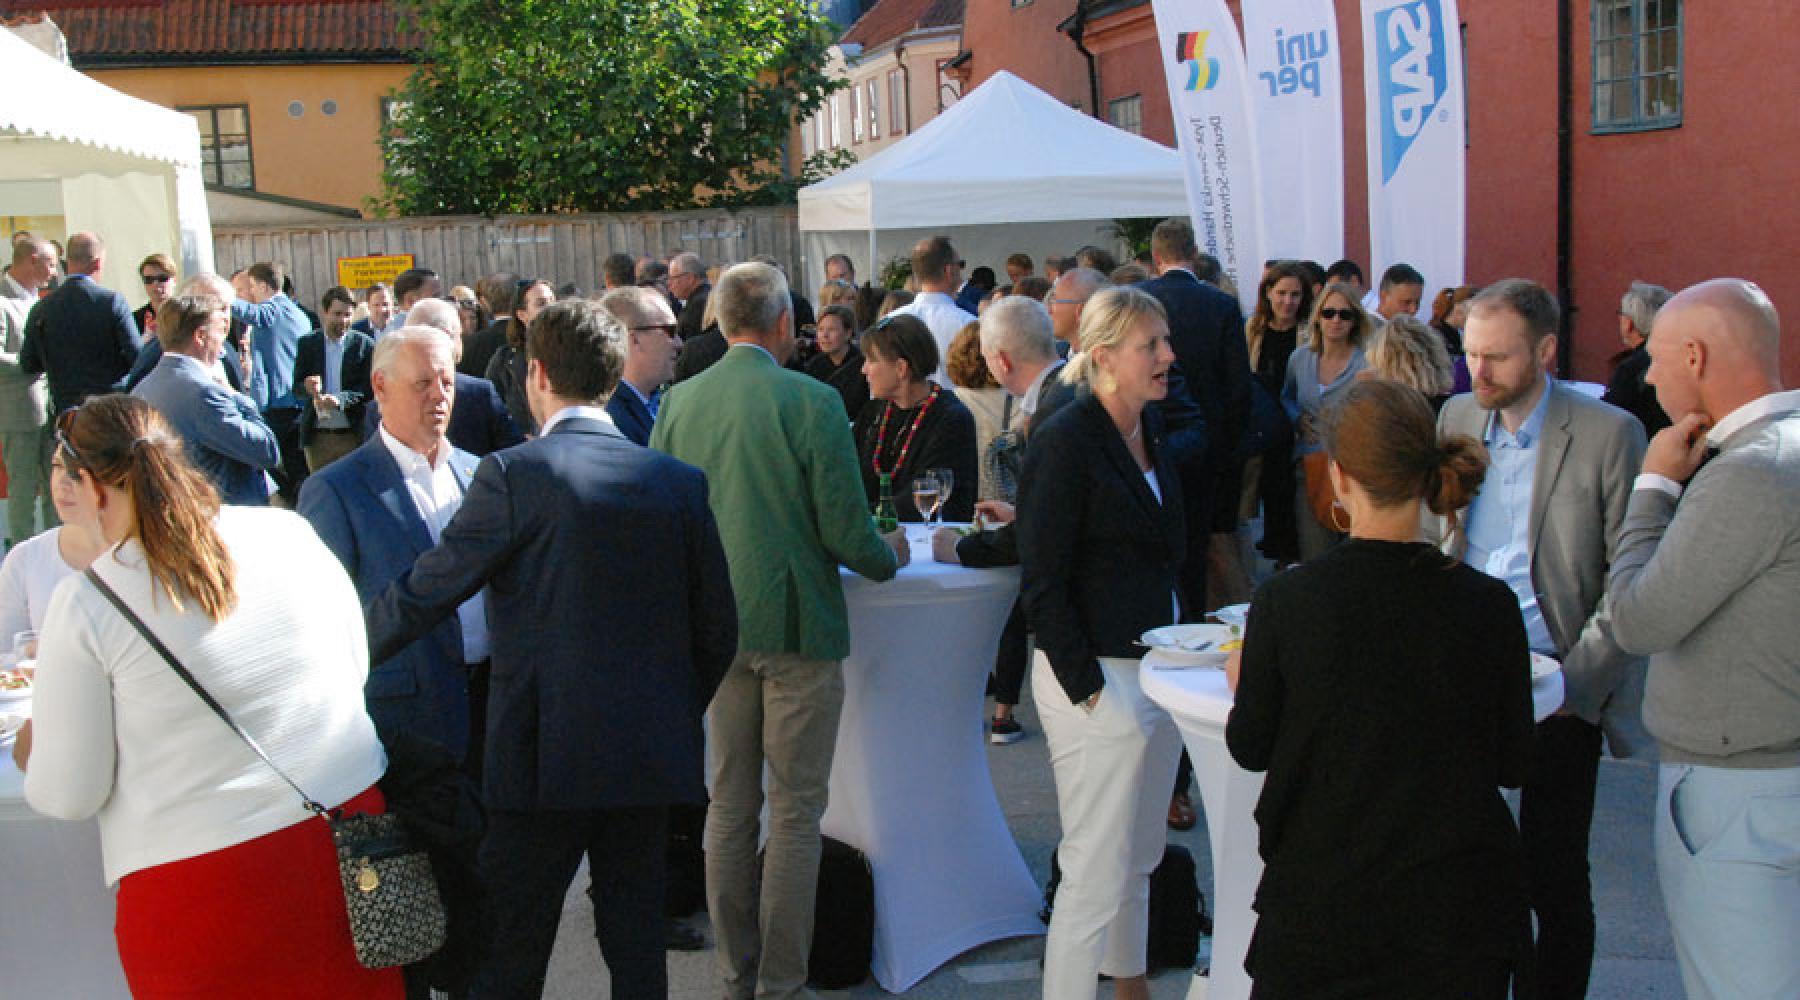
[379,0,846,215]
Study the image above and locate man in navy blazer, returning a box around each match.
[599,286,680,445]
[298,326,479,760]
[293,286,375,472]
[131,293,279,506]
[1135,217,1253,611]
[366,300,735,997]
[19,232,139,415]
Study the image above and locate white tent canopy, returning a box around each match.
[0,26,213,304]
[797,70,1188,293]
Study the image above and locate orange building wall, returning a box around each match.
[87,63,413,213]
[959,1,1090,110]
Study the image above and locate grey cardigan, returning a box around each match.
[1608,407,1800,767]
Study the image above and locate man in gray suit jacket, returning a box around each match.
[131,294,279,506]
[1439,279,1646,1000]
[1606,279,1800,1000]
[0,237,56,544]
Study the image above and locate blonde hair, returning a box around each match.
[1367,315,1454,396]
[1060,286,1167,396]
[1305,281,1375,352]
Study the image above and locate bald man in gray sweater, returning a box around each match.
[1607,278,1800,1000]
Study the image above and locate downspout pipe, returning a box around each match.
[1069,4,1101,118]
[1556,0,1575,375]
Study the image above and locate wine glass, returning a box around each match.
[930,467,955,528]
[911,476,942,533]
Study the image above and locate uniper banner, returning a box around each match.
[1150,0,1266,316]
[1362,0,1465,294]
[1244,0,1344,265]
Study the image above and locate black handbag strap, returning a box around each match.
[83,568,329,817]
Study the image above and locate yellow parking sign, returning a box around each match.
[336,253,416,291]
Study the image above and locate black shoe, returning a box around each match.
[665,918,706,952]
[989,716,1025,745]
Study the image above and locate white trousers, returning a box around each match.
[1034,652,1182,1000]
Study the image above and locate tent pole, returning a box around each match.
[868,228,878,288]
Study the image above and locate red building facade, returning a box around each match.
[955,1,1799,385]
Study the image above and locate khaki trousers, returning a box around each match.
[704,650,844,1000]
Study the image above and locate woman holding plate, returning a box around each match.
[1226,378,1534,998]
[1017,286,1186,1000]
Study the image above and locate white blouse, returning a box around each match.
[0,528,78,641]
[24,506,386,884]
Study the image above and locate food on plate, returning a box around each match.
[0,671,30,691]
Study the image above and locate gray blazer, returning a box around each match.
[1438,382,1649,754]
[132,352,281,506]
[0,271,50,432]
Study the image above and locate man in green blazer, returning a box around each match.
[652,261,907,1000]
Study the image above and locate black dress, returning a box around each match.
[484,342,535,436]
[1226,539,1533,998]
[852,386,978,523]
[804,345,869,420]
[1251,325,1300,563]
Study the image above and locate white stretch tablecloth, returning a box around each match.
[1139,652,1563,1000]
[0,701,132,998]
[824,553,1043,992]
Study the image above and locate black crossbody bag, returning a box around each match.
[83,568,447,970]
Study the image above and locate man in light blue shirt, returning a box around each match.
[1444,278,1646,1000]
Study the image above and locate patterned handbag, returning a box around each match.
[84,568,448,969]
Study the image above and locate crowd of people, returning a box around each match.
[0,221,1793,1000]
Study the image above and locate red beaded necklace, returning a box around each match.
[871,384,940,479]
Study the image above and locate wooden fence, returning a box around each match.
[212,206,801,303]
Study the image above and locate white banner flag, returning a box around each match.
[1150,0,1266,316]
[1245,0,1344,265]
[1362,0,1465,299]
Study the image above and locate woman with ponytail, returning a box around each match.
[1224,378,1535,999]
[16,395,399,998]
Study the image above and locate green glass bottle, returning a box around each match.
[874,472,899,534]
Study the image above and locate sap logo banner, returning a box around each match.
[1259,29,1331,99]
[1374,0,1448,182]
[1175,31,1223,91]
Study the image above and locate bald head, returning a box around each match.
[1646,278,1784,425]
[65,232,103,276]
[1049,267,1109,346]
[8,238,55,289]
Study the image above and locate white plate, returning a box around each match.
[1530,653,1560,681]
[1139,624,1237,666]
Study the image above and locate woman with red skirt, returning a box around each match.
[17,388,402,998]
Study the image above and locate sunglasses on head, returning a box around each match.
[53,406,86,474]
[1318,308,1354,320]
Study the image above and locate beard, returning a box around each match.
[1474,372,1538,412]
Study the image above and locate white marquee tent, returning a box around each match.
[797,70,1188,294]
[0,26,213,301]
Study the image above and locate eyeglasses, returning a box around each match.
[141,273,172,285]
[1318,308,1355,320]
[631,323,679,338]
[455,299,479,310]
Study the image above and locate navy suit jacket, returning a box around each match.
[604,383,656,446]
[131,353,278,505]
[20,275,140,414]
[1135,269,1251,530]
[365,416,737,810]
[293,329,375,444]
[297,436,479,757]
[362,373,525,457]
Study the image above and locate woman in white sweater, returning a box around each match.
[0,450,109,642]
[16,395,399,999]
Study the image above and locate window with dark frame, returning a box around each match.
[178,104,254,190]
[1592,0,1682,133]
[1107,95,1143,135]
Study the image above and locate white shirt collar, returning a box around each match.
[1020,358,1066,415]
[378,424,451,474]
[1706,388,1800,447]
[539,403,616,435]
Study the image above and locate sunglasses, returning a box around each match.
[630,323,679,338]
[142,273,172,285]
[1318,308,1355,320]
